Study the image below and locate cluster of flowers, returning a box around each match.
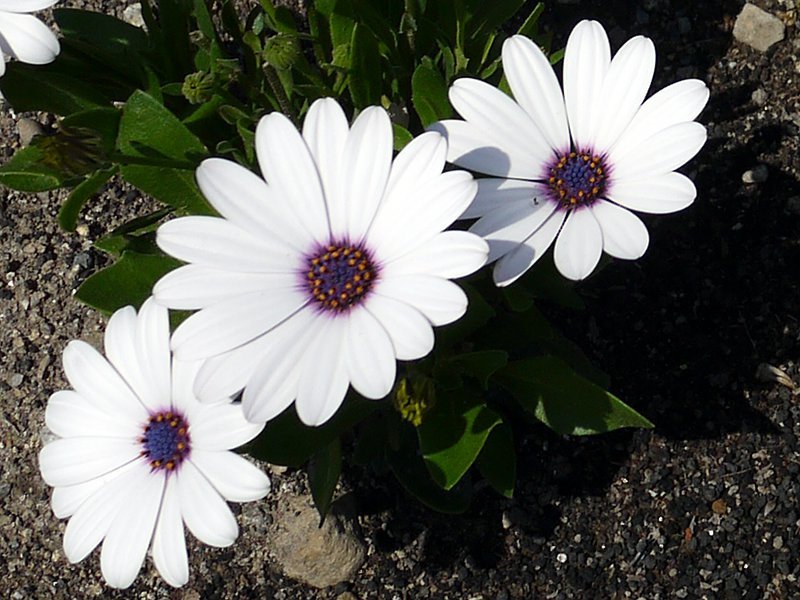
[14,8,707,589]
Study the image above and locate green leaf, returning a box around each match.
[61,108,122,154]
[55,8,148,55]
[0,62,111,113]
[495,356,654,436]
[475,422,515,498]
[59,166,118,231]
[392,123,413,151]
[348,22,382,107]
[248,396,376,467]
[411,59,451,127]
[387,422,473,513]
[417,391,501,489]
[308,438,342,521]
[435,282,495,351]
[75,251,182,314]
[116,90,212,214]
[93,207,172,256]
[441,350,509,390]
[0,145,65,192]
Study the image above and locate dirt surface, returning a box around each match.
[2,0,800,598]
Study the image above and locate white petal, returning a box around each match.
[364,294,434,361]
[190,401,265,451]
[471,196,558,263]
[0,0,59,11]
[0,12,59,64]
[170,290,307,361]
[344,309,396,399]
[375,275,467,326]
[492,210,566,286]
[302,98,349,237]
[606,171,696,214]
[190,450,270,502]
[104,307,152,410]
[339,106,393,239]
[100,469,164,589]
[151,477,188,588]
[590,200,650,259]
[194,308,314,405]
[169,358,205,419]
[429,119,547,179]
[135,298,172,410]
[177,460,238,547]
[39,437,141,487]
[610,79,710,158]
[591,36,656,152]
[295,317,350,426]
[462,178,541,219]
[240,310,317,423]
[45,390,141,439]
[62,461,146,563]
[382,131,447,208]
[157,216,299,274]
[502,35,570,152]
[553,209,603,280]
[51,478,105,519]
[382,230,488,279]
[154,265,297,310]
[255,111,330,242]
[369,170,477,262]
[611,121,707,181]
[563,20,610,148]
[62,340,148,422]
[196,158,309,251]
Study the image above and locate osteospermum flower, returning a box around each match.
[0,0,60,77]
[431,20,709,283]
[153,98,488,426]
[38,299,269,589]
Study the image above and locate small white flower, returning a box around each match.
[0,0,61,77]
[431,20,710,283]
[38,299,269,589]
[153,98,488,426]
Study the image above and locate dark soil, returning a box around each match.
[2,0,800,598]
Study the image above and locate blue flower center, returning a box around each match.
[306,243,377,312]
[141,411,190,471]
[548,151,607,208]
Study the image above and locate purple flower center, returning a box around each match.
[140,411,190,471]
[305,242,377,312]
[547,151,607,208]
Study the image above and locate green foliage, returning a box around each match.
[309,439,342,521]
[496,356,654,436]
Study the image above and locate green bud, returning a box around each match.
[182,71,215,105]
[37,125,106,177]
[393,377,436,427]
[263,33,300,70]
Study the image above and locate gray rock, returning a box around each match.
[733,4,785,52]
[270,493,366,588]
[17,118,43,147]
[122,3,145,28]
[751,88,768,106]
[741,164,768,184]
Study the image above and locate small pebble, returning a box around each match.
[17,118,43,147]
[9,373,23,388]
[742,165,768,183]
[712,499,728,515]
[751,88,768,105]
[556,553,567,563]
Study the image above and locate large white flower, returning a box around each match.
[153,98,488,426]
[38,299,269,589]
[0,0,60,77]
[431,20,709,284]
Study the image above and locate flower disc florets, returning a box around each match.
[141,411,190,471]
[305,242,377,312]
[547,150,607,208]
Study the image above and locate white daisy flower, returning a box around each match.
[38,299,269,589]
[430,20,710,284]
[0,0,61,78]
[153,98,488,426]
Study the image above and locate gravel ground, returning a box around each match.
[2,0,800,598]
